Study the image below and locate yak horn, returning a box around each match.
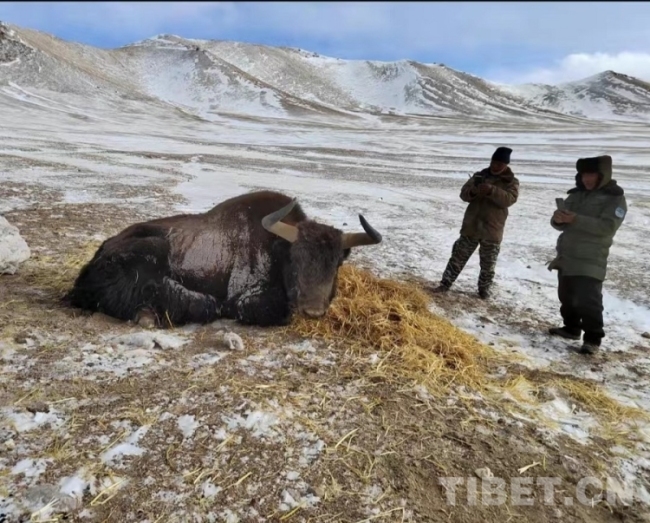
[341,214,383,249]
[262,198,299,243]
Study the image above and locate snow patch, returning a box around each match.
[105,331,189,350]
[177,414,200,439]
[3,407,65,433]
[201,481,223,498]
[11,458,50,480]
[279,488,320,512]
[222,410,280,439]
[101,425,150,465]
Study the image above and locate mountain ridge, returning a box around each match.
[2,21,650,123]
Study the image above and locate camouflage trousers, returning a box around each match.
[440,235,501,292]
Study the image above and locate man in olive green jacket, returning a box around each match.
[548,154,627,354]
[433,146,519,299]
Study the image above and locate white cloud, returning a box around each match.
[491,52,650,85]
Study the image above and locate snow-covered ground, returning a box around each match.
[2,87,650,521]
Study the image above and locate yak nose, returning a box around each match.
[303,308,326,318]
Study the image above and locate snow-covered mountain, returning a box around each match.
[501,71,650,123]
[1,21,649,123]
[182,38,566,121]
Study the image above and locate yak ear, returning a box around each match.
[341,214,382,249]
[262,198,299,243]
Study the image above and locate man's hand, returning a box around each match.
[553,210,577,224]
[477,183,493,197]
[561,211,577,224]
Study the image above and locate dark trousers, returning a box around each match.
[557,272,605,345]
[441,235,501,292]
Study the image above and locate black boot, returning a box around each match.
[580,332,602,355]
[548,326,581,340]
[579,342,599,355]
[431,282,450,294]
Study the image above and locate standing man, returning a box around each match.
[433,146,519,299]
[548,155,627,354]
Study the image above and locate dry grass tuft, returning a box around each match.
[288,265,510,392]
[22,240,102,296]
[552,378,650,425]
[503,375,541,404]
[499,374,650,448]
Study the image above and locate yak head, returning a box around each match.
[262,198,382,319]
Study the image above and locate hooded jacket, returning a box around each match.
[459,167,520,243]
[549,155,627,281]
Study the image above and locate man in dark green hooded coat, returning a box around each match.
[548,155,627,354]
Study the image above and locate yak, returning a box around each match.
[63,190,383,328]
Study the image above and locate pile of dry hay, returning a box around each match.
[288,265,650,440]
[289,264,509,392]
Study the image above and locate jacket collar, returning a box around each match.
[568,178,624,196]
[482,166,514,182]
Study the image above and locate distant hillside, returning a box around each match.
[191,39,565,120]
[1,21,649,123]
[500,71,650,122]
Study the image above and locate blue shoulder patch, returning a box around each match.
[615,206,626,219]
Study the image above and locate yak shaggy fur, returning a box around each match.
[64,190,381,328]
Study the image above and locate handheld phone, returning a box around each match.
[555,198,566,211]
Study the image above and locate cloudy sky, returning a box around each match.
[1,1,649,84]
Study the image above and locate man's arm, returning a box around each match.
[485,178,519,209]
[460,174,479,202]
[570,196,627,237]
[551,213,568,231]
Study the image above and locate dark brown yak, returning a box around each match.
[64,190,382,327]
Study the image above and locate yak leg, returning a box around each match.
[223,285,291,327]
[66,236,219,328]
[145,277,220,328]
